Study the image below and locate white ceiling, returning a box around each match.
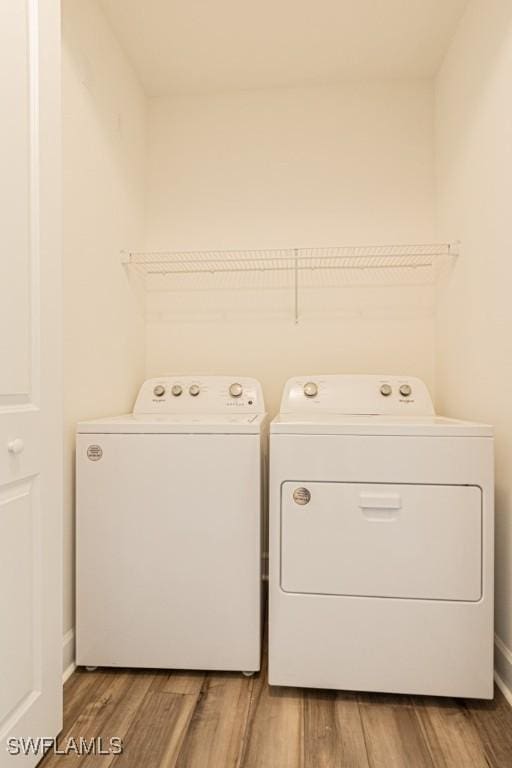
[100,0,468,96]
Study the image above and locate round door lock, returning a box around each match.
[229,382,243,398]
[303,382,318,398]
[153,384,166,397]
[380,384,392,397]
[189,384,200,397]
[171,384,183,397]
[293,487,311,505]
[399,384,412,397]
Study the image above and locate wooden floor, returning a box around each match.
[41,651,512,768]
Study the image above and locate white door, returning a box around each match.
[0,0,62,765]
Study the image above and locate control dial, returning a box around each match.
[229,382,243,398]
[399,384,412,397]
[304,382,318,398]
[153,384,166,398]
[189,384,200,397]
[171,384,183,397]
[380,384,392,397]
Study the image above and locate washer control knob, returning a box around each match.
[380,384,392,397]
[303,382,318,398]
[171,384,183,397]
[153,384,166,398]
[189,384,200,397]
[229,382,243,398]
[399,384,412,398]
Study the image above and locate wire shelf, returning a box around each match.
[123,243,455,274]
[122,243,458,322]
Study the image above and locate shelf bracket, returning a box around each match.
[449,240,461,258]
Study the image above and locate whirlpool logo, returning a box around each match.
[86,444,103,461]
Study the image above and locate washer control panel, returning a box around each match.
[134,376,265,414]
[280,375,434,416]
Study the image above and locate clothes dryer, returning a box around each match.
[269,375,493,698]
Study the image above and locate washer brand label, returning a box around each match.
[87,445,103,461]
[293,487,311,505]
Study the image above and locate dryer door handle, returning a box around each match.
[359,493,402,510]
[359,493,401,521]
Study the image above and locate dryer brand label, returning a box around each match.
[293,487,311,505]
[87,445,103,461]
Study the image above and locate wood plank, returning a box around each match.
[41,671,155,768]
[42,670,129,767]
[79,672,156,768]
[414,696,489,768]
[175,672,253,768]
[463,687,512,768]
[240,661,304,768]
[304,689,370,768]
[359,694,434,768]
[110,691,197,768]
[147,669,172,692]
[160,671,205,697]
[60,668,110,734]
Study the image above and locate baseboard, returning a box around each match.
[62,628,76,683]
[63,660,76,683]
[495,634,512,706]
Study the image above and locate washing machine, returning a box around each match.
[269,375,494,698]
[76,376,266,673]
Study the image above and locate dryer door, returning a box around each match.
[281,482,482,601]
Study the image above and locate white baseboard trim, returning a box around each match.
[495,633,512,706]
[63,660,76,684]
[495,670,512,706]
[62,628,76,683]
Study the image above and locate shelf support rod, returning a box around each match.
[294,249,299,324]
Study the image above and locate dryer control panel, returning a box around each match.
[280,375,435,416]
[133,376,265,414]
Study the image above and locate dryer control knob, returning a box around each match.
[171,384,183,397]
[229,382,243,398]
[399,384,412,397]
[189,384,200,397]
[380,384,392,397]
[153,384,166,398]
[304,382,318,398]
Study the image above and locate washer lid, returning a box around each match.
[77,413,265,434]
[271,414,492,437]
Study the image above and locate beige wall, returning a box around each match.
[62,0,146,667]
[145,82,437,414]
[435,0,512,687]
